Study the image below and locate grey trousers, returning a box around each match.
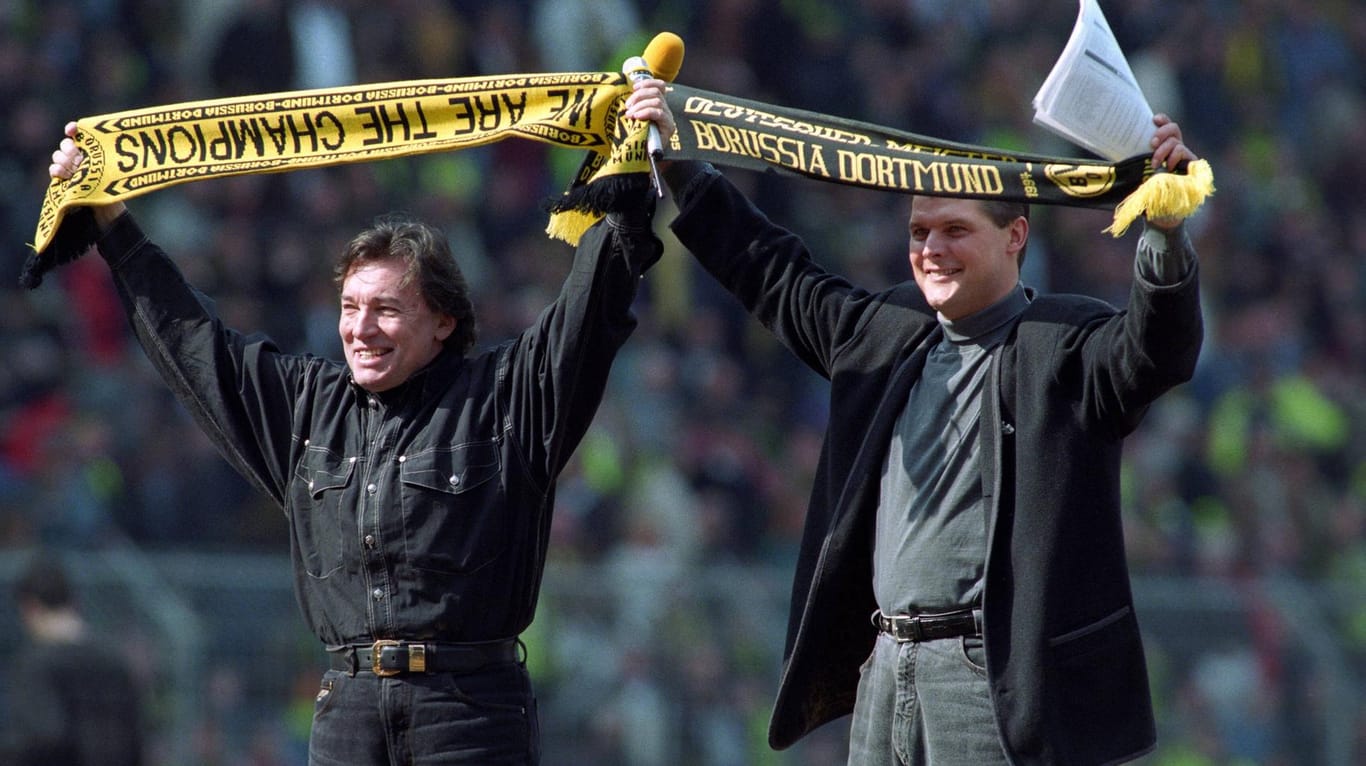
[847,632,1009,766]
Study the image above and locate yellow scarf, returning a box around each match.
[33,72,650,256]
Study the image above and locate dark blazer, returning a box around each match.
[669,166,1203,765]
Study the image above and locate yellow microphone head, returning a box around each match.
[642,32,685,83]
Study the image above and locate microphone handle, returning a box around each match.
[646,123,663,160]
[626,68,666,160]
[625,67,665,195]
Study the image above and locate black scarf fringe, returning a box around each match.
[543,172,654,219]
[19,207,101,290]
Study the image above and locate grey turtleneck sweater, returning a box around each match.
[874,283,1029,613]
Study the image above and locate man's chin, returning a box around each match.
[923,290,956,313]
[350,368,392,392]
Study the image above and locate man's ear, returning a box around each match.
[435,314,456,342]
[1008,216,1029,264]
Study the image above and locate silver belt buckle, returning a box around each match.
[872,610,920,642]
[890,615,921,642]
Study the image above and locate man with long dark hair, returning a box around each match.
[45,113,664,763]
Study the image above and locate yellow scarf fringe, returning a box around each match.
[1105,158,1215,236]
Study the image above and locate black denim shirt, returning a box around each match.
[96,209,660,646]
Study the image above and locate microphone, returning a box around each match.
[622,32,685,194]
[642,31,685,84]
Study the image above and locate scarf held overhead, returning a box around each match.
[25,73,1211,286]
[660,84,1211,234]
[26,72,652,279]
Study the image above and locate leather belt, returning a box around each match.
[328,638,520,676]
[872,608,982,643]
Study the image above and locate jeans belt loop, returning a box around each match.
[343,645,359,677]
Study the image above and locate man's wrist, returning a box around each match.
[1145,214,1183,232]
[92,202,127,232]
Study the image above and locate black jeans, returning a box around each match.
[308,661,538,765]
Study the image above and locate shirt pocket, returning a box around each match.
[399,442,504,575]
[291,447,355,579]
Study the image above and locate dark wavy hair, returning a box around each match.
[333,214,478,356]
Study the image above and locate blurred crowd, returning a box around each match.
[1,0,1364,764]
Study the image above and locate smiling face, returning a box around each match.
[339,259,455,393]
[908,197,1029,320]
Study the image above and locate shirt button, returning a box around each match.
[367,483,377,494]
[449,475,460,487]
[372,588,384,600]
[364,534,376,548]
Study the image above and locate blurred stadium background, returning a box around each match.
[1,0,1363,763]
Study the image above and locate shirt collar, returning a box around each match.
[939,283,1030,343]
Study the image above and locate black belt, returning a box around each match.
[872,608,981,643]
[328,639,520,676]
